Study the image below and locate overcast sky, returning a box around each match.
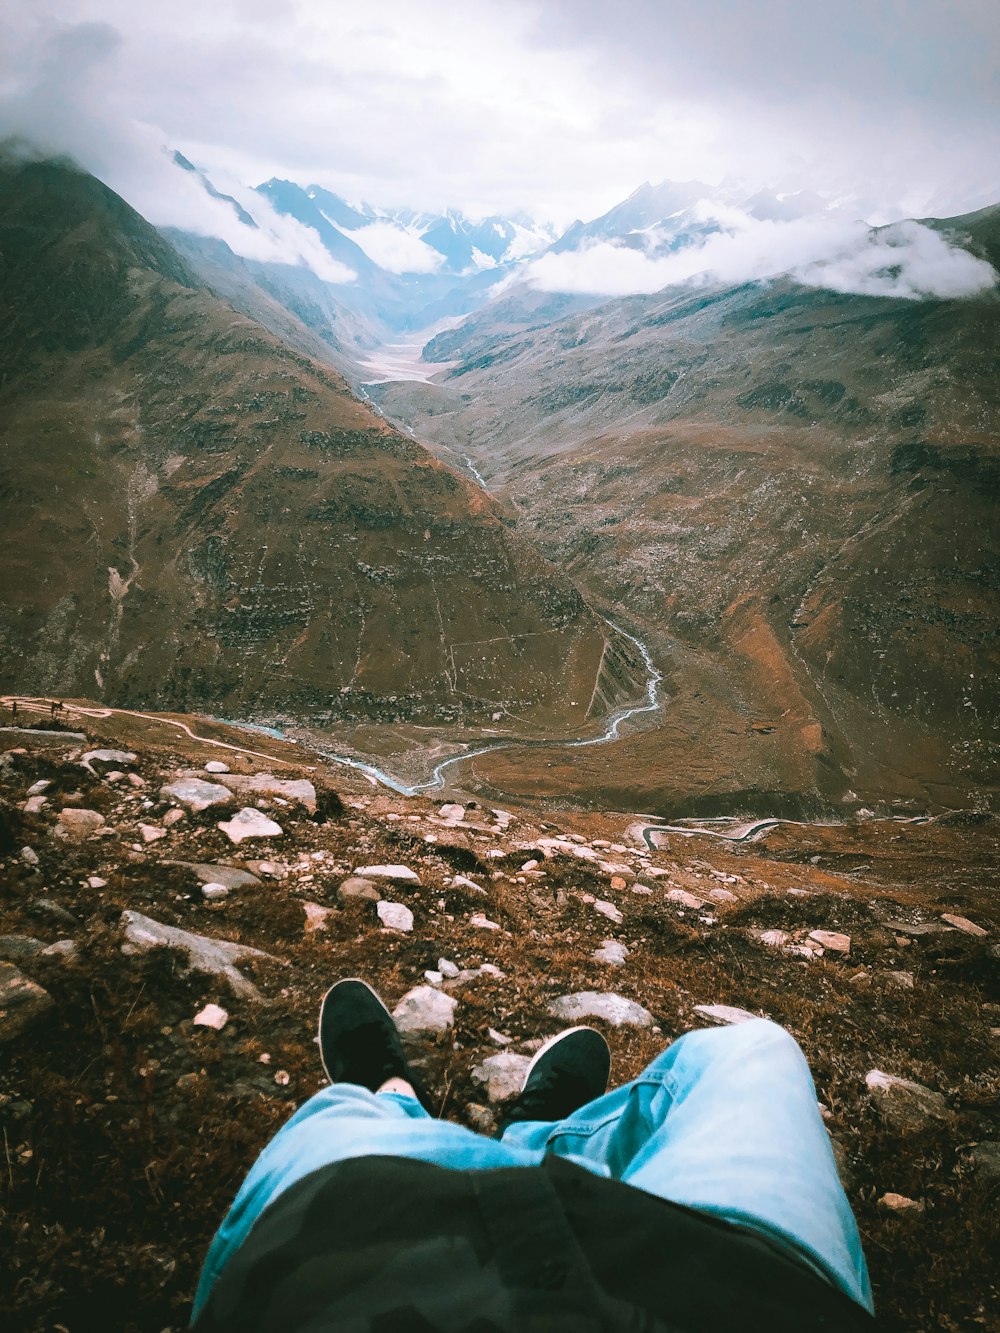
[2,0,999,229]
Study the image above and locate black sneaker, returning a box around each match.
[499,1027,611,1129]
[318,979,432,1111]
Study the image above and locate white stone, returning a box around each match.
[193,1003,229,1030]
[41,939,78,961]
[424,970,444,986]
[438,958,460,979]
[593,939,629,966]
[392,985,457,1038]
[24,795,49,814]
[471,1051,532,1102]
[808,930,851,954]
[438,803,466,822]
[211,773,317,813]
[451,875,486,894]
[205,760,230,773]
[632,884,653,895]
[21,846,39,866]
[140,823,167,843]
[469,912,501,930]
[88,875,107,889]
[377,901,414,932]
[120,910,276,1000]
[593,900,624,925]
[81,749,137,772]
[355,864,421,884]
[709,887,737,903]
[218,808,283,844]
[548,991,654,1028]
[161,779,234,813]
[694,1004,760,1026]
[27,780,52,797]
[201,883,230,901]
[757,930,792,949]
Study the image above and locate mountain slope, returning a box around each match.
[0,158,615,734]
[375,224,1000,811]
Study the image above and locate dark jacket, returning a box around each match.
[193,1154,876,1331]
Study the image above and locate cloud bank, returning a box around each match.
[343,221,443,274]
[525,208,998,301]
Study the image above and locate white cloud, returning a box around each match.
[524,207,998,301]
[340,219,442,273]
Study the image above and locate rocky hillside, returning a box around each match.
[372,221,1000,814]
[0,158,615,736]
[0,703,997,1330]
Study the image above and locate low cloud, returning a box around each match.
[0,21,354,284]
[343,220,443,273]
[525,205,998,300]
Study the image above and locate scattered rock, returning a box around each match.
[593,899,624,925]
[30,898,81,930]
[302,902,333,933]
[218,808,283,845]
[469,912,501,930]
[81,749,137,773]
[204,761,230,774]
[377,901,414,932]
[667,889,706,910]
[451,875,486,894]
[0,936,45,963]
[0,962,54,1042]
[465,1103,498,1134]
[878,1193,925,1213]
[593,939,629,966]
[209,773,317,814]
[162,808,185,828]
[883,920,950,937]
[338,876,381,902]
[471,1051,532,1102]
[201,883,230,901]
[963,1141,1000,1184]
[708,887,737,903]
[808,930,851,954]
[54,808,105,840]
[139,823,167,844]
[438,958,460,979]
[160,779,234,813]
[424,969,443,986]
[20,846,39,866]
[354,864,421,884]
[879,970,915,989]
[757,929,792,949]
[26,780,51,797]
[193,1003,229,1030]
[87,875,107,889]
[940,914,987,937]
[392,985,457,1039]
[694,1003,760,1026]
[865,1069,949,1129]
[41,939,78,961]
[438,803,465,822]
[548,991,654,1028]
[168,862,262,891]
[120,910,277,1001]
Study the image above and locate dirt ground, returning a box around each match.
[1,712,998,1331]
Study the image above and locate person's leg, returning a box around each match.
[193,1082,537,1319]
[503,1019,873,1313]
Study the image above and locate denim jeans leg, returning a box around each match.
[503,1020,873,1313]
[193,1083,539,1319]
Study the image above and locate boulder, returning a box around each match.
[302,902,333,933]
[205,760,230,774]
[81,748,137,773]
[120,910,277,1000]
[469,912,501,930]
[201,883,230,901]
[471,1051,532,1103]
[54,808,105,840]
[865,1069,949,1129]
[963,1141,1000,1184]
[548,991,654,1028]
[208,772,317,814]
[594,900,624,925]
[41,939,78,961]
[218,808,283,845]
[667,889,706,910]
[808,930,851,955]
[23,796,49,814]
[0,962,54,1042]
[392,985,457,1039]
[160,779,234,814]
[438,803,466,822]
[940,914,987,937]
[0,935,45,963]
[139,823,167,843]
[193,1003,229,1030]
[377,901,414,932]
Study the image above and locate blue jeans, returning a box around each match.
[193,1018,873,1318]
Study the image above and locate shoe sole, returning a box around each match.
[520,1025,612,1095]
[317,977,394,1085]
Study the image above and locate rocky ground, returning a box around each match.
[1,712,998,1331]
